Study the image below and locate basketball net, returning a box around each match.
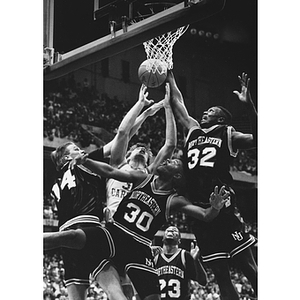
[143,25,189,74]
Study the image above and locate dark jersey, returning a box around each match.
[52,148,106,229]
[112,174,177,246]
[154,249,197,300]
[182,124,238,205]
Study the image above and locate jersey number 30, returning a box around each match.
[159,278,181,298]
[124,203,154,232]
[188,147,216,169]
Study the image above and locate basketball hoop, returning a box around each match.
[143,25,189,74]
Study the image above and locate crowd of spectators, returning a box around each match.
[43,250,256,300]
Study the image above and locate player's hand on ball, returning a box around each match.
[209,185,230,210]
[139,84,154,107]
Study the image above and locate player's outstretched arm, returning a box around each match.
[172,186,229,222]
[128,99,164,140]
[70,153,146,185]
[110,84,154,167]
[232,72,257,149]
[167,71,199,130]
[148,83,177,174]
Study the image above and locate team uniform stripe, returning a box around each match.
[59,215,101,231]
[230,235,256,258]
[64,278,89,287]
[150,176,174,195]
[101,226,116,257]
[125,263,158,275]
[202,252,230,262]
[132,174,153,190]
[113,221,152,246]
[227,126,238,158]
[91,260,112,281]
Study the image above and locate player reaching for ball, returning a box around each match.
[167,71,258,300]
[104,83,175,299]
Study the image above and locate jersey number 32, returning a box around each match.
[188,147,216,169]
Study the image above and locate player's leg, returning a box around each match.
[96,264,128,300]
[120,274,135,300]
[66,284,88,300]
[231,247,257,295]
[127,266,160,300]
[43,229,86,250]
[208,259,240,300]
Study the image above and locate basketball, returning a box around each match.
[138,59,167,88]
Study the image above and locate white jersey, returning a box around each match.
[106,163,149,218]
[106,163,133,217]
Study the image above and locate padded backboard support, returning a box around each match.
[44,0,226,81]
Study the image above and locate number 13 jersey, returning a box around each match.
[183,124,238,205]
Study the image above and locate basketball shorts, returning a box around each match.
[103,223,160,299]
[78,223,160,299]
[192,211,256,263]
[61,223,113,287]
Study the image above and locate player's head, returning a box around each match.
[51,142,85,171]
[200,106,232,128]
[125,143,153,166]
[157,158,186,192]
[162,226,181,245]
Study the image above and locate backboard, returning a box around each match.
[44,0,226,81]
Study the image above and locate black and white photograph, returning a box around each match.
[4,1,299,299]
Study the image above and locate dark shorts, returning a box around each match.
[61,223,112,287]
[78,223,160,299]
[192,211,256,263]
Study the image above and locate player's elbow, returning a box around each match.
[165,141,176,151]
[116,127,130,138]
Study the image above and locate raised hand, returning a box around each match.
[139,84,154,107]
[209,185,230,210]
[144,99,164,117]
[233,72,251,104]
[69,153,89,170]
[151,245,163,257]
[190,241,200,260]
